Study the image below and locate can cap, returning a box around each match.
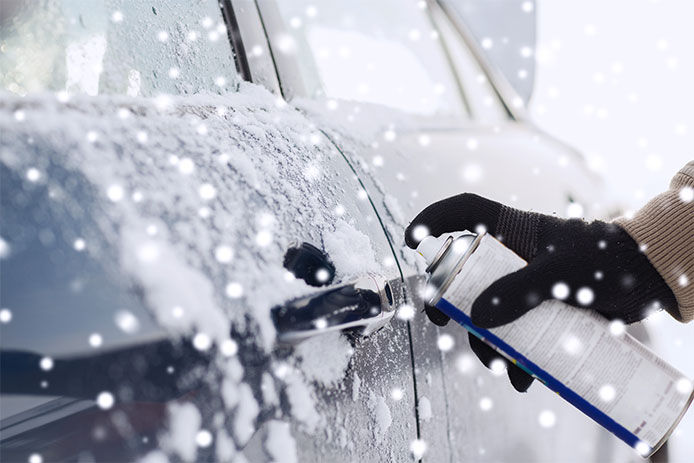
[416,236,444,266]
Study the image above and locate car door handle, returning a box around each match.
[271,274,398,344]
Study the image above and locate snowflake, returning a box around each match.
[391,387,404,401]
[396,304,415,321]
[489,358,506,376]
[157,31,169,42]
[111,11,123,23]
[576,287,594,305]
[410,439,427,459]
[168,67,180,79]
[538,410,556,428]
[96,391,115,410]
[39,356,54,371]
[303,164,321,181]
[289,16,302,28]
[479,397,493,411]
[566,202,584,218]
[26,168,41,182]
[276,34,296,54]
[73,238,86,251]
[255,230,273,247]
[456,353,475,374]
[114,310,140,334]
[645,154,662,172]
[551,282,570,300]
[0,308,12,324]
[462,164,483,183]
[599,384,616,402]
[220,339,238,357]
[193,333,211,351]
[198,183,217,200]
[676,378,693,394]
[437,334,454,352]
[225,282,244,299]
[172,306,184,319]
[214,245,234,263]
[178,158,195,175]
[634,441,651,457]
[383,129,396,142]
[679,187,693,203]
[136,242,160,263]
[315,268,330,283]
[196,429,213,448]
[305,5,318,17]
[89,333,103,347]
[609,320,626,336]
[56,91,70,102]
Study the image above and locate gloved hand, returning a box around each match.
[405,193,678,392]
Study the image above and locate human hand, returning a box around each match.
[405,193,677,392]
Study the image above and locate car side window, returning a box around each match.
[268,0,468,119]
[432,5,509,123]
[1,0,239,97]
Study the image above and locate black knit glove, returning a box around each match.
[405,193,677,392]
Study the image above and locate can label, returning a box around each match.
[436,234,693,456]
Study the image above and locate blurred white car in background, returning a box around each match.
[1,0,640,462]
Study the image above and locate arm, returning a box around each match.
[404,161,693,392]
[614,161,694,322]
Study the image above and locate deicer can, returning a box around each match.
[416,232,694,457]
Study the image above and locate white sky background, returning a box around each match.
[529,1,694,459]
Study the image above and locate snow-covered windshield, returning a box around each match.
[271,0,467,118]
[0,0,239,97]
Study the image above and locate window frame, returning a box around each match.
[251,0,474,123]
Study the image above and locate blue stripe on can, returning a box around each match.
[436,297,643,450]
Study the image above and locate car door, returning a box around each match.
[238,0,637,462]
[1,2,416,462]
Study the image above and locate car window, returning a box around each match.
[0,0,239,97]
[268,0,467,118]
[432,3,509,123]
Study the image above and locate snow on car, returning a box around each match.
[1,1,641,462]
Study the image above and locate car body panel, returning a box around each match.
[1,0,637,461]
[0,86,416,461]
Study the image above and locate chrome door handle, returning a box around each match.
[271,274,398,344]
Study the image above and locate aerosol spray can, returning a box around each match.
[416,232,693,457]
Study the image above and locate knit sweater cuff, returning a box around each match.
[614,161,694,322]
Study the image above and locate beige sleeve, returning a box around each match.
[614,161,694,322]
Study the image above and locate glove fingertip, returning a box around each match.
[508,364,534,393]
[424,304,451,326]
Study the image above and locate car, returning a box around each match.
[1,1,641,462]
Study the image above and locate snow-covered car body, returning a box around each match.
[1,1,636,462]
